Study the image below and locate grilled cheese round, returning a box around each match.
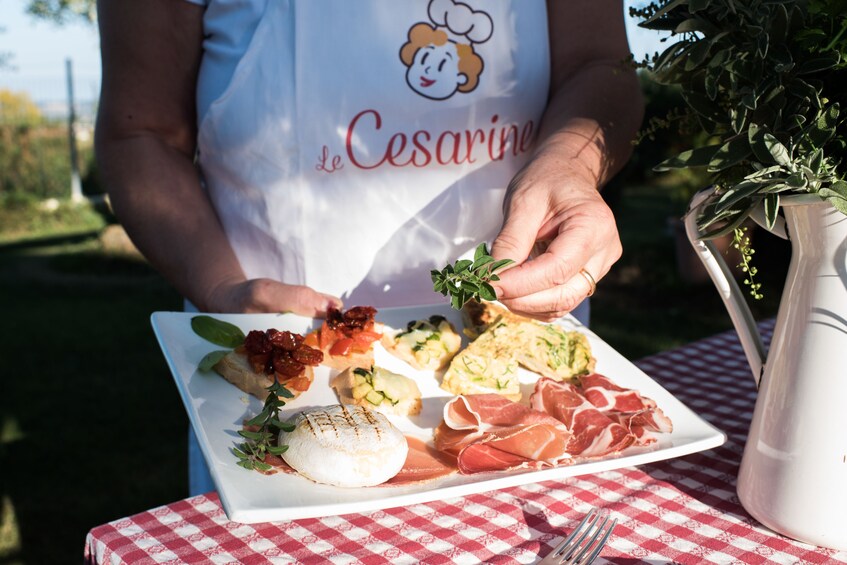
[280,404,408,487]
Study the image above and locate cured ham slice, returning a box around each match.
[386,436,457,485]
[431,375,674,474]
[433,395,572,473]
[576,373,673,445]
[530,378,636,457]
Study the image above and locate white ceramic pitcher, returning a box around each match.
[686,191,847,551]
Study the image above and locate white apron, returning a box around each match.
[197,0,551,307]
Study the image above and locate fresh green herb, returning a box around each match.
[431,243,514,310]
[733,226,763,300]
[232,380,295,472]
[633,0,847,299]
[191,315,245,348]
[198,350,229,372]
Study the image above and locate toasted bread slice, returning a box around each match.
[213,351,314,401]
[381,316,462,371]
[317,346,375,372]
[331,365,422,416]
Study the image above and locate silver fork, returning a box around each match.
[538,507,617,565]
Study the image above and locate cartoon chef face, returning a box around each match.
[400,22,483,101]
[408,40,465,100]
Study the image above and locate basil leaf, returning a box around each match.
[191,315,245,348]
[198,350,229,372]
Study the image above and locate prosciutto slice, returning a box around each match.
[433,394,572,473]
[576,373,673,445]
[386,436,458,485]
[530,378,636,457]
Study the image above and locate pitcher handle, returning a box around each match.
[684,189,766,387]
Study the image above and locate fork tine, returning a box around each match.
[578,517,617,565]
[541,508,616,565]
[569,514,616,565]
[547,507,600,561]
[563,509,607,563]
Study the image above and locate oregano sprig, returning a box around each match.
[431,243,514,310]
[233,380,296,472]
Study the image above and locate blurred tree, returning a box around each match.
[26,0,96,24]
[0,90,42,124]
[0,27,13,70]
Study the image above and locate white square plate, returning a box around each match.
[151,304,725,523]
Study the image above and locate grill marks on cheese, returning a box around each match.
[301,404,383,444]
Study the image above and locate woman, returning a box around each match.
[96,0,643,492]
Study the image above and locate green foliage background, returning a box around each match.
[0,90,99,207]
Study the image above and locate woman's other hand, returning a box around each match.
[204,277,343,317]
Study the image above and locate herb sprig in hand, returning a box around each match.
[233,380,295,472]
[432,243,514,310]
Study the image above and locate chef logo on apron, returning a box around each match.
[399,0,493,101]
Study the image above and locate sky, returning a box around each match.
[0,0,101,104]
[0,0,667,106]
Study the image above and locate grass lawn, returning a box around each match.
[0,187,786,564]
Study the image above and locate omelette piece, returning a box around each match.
[440,319,522,402]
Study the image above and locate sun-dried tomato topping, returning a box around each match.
[324,306,379,335]
[325,307,345,330]
[270,330,302,351]
[240,327,320,381]
[248,352,271,374]
[291,345,323,365]
[244,330,272,354]
[273,354,305,378]
[343,306,377,328]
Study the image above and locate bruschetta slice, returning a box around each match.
[214,328,323,401]
[381,315,462,371]
[304,306,383,370]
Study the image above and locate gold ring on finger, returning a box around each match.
[578,268,597,297]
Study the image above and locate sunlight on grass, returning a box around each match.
[1,416,24,444]
[0,496,21,559]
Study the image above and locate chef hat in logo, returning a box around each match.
[428,0,493,45]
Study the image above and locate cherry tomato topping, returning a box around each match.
[329,337,354,357]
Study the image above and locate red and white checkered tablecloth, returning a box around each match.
[85,321,847,564]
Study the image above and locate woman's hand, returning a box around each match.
[204,277,343,317]
[490,162,621,322]
[487,0,643,321]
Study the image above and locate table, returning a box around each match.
[85,321,847,564]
